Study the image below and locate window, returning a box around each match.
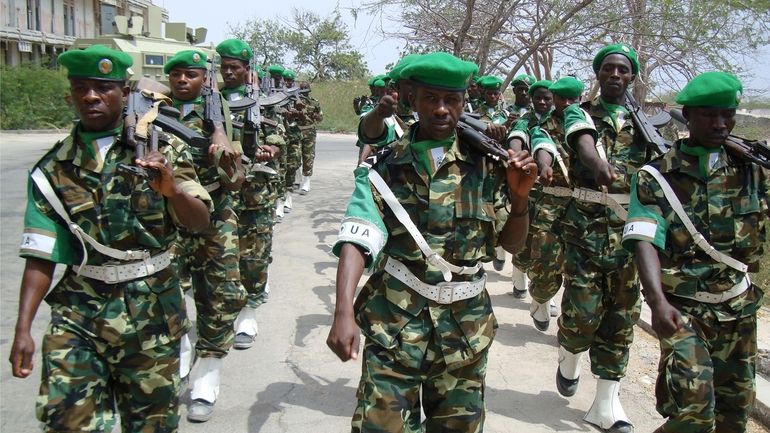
[144,54,164,66]
[63,1,75,36]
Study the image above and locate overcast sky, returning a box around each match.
[158,0,769,97]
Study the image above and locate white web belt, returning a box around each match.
[384,257,485,304]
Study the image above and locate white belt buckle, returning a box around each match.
[102,264,120,284]
[437,283,455,304]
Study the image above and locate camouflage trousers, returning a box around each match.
[176,192,246,358]
[352,336,488,433]
[511,194,567,304]
[237,176,277,309]
[300,128,317,176]
[284,135,302,193]
[557,245,640,380]
[37,311,181,433]
[655,299,757,433]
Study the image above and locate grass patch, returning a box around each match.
[309,80,368,133]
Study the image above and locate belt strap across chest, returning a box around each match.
[385,257,485,304]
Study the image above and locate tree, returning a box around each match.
[283,9,369,81]
[227,18,290,68]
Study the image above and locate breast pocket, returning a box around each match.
[732,194,762,250]
[453,201,495,262]
[129,187,168,247]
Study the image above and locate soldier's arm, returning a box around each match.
[360,94,397,140]
[635,242,683,337]
[573,132,617,186]
[9,258,55,378]
[327,243,365,362]
[498,150,538,253]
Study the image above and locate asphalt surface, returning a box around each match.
[0,131,766,433]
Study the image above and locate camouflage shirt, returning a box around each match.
[475,100,508,125]
[19,125,211,347]
[623,139,769,319]
[507,108,554,151]
[335,125,507,369]
[560,96,652,257]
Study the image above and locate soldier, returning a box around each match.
[474,75,509,125]
[216,39,284,350]
[506,74,536,122]
[555,43,651,433]
[623,72,768,433]
[465,74,482,112]
[327,51,537,432]
[297,81,324,194]
[165,49,247,422]
[281,68,303,214]
[9,45,212,432]
[518,77,584,330]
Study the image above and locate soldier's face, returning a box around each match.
[410,86,464,141]
[597,54,635,99]
[513,85,530,105]
[552,94,578,116]
[168,68,205,101]
[468,83,480,98]
[285,78,295,88]
[532,88,553,115]
[683,106,736,150]
[220,58,248,88]
[484,89,501,105]
[69,78,129,132]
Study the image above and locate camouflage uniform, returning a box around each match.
[298,94,323,177]
[623,139,769,432]
[511,111,570,305]
[283,111,303,194]
[226,88,285,310]
[173,100,246,358]
[505,103,530,124]
[265,105,289,202]
[557,97,653,379]
[334,128,506,432]
[20,126,211,432]
[474,100,509,125]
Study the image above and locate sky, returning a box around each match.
[158,0,770,97]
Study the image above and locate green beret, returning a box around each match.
[58,44,133,81]
[528,79,553,95]
[389,54,422,82]
[549,77,584,99]
[675,71,743,108]
[477,75,504,90]
[593,43,639,75]
[216,39,252,62]
[255,65,266,78]
[164,49,207,74]
[372,79,386,88]
[366,76,377,86]
[399,52,478,91]
[268,64,284,75]
[511,74,535,87]
[282,69,296,80]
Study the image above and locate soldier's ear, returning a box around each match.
[629,74,636,83]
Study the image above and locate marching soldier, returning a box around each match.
[165,49,247,422]
[281,69,302,215]
[624,72,768,433]
[506,74,536,122]
[555,43,651,433]
[474,75,509,125]
[297,81,323,194]
[327,51,537,432]
[10,45,212,432]
[465,74,482,112]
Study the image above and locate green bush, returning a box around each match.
[1,63,73,130]
[309,79,368,133]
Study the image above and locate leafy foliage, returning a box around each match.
[0,62,73,130]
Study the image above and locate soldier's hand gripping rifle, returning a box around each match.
[625,89,672,155]
[669,108,770,170]
[203,59,244,189]
[457,114,513,166]
[117,88,208,180]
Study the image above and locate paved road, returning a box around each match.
[0,132,766,433]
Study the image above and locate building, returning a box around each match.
[0,0,168,66]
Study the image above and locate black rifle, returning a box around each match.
[669,108,770,169]
[117,91,207,179]
[625,89,672,155]
[201,59,229,147]
[457,114,511,164]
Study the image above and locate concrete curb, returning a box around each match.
[637,301,770,427]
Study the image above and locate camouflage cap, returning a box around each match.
[511,74,535,87]
[164,49,207,74]
[477,75,504,90]
[58,44,133,81]
[216,39,252,62]
[268,64,285,76]
[593,43,639,75]
[528,79,553,95]
[282,69,297,80]
[549,76,584,99]
[675,71,743,108]
[399,52,478,91]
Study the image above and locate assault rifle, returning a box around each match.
[625,89,672,155]
[457,114,512,165]
[202,59,244,189]
[669,108,770,170]
[117,88,208,179]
